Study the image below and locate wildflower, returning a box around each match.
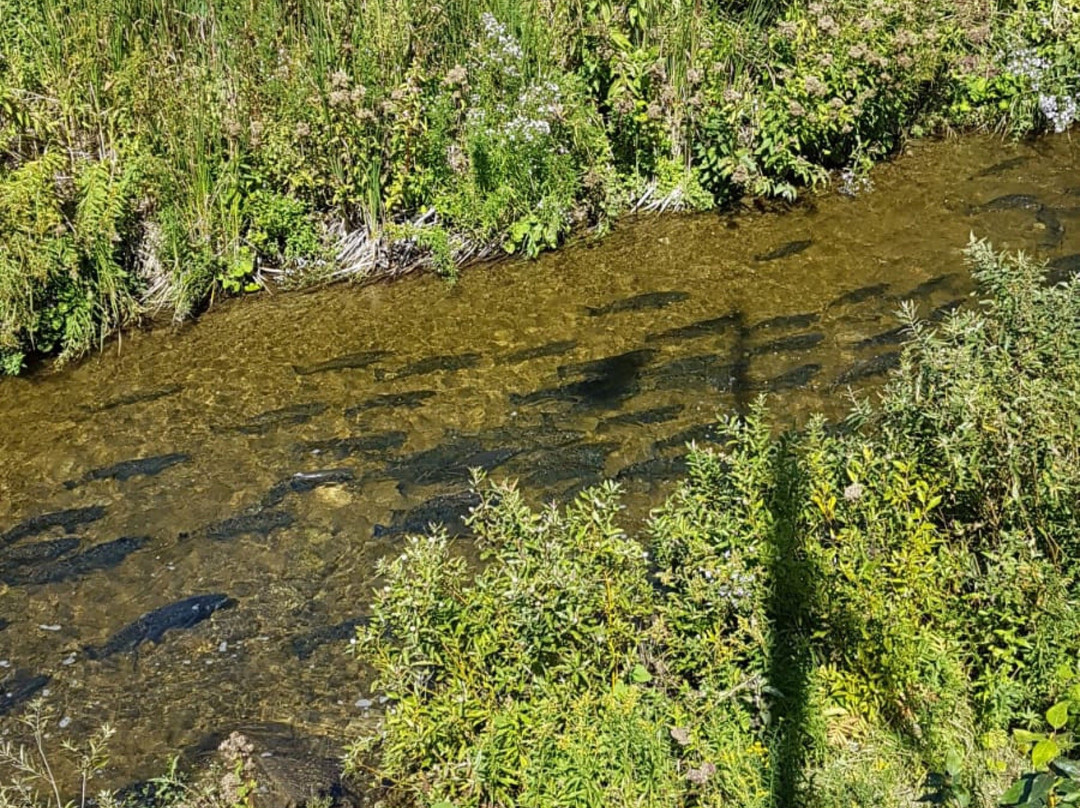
[723,87,742,104]
[849,43,868,60]
[647,102,663,120]
[731,164,752,184]
[329,89,350,107]
[817,14,839,35]
[844,481,864,501]
[445,64,468,86]
[777,19,798,39]
[788,99,806,118]
[1040,94,1080,133]
[670,727,691,746]
[686,762,717,785]
[294,121,311,138]
[330,69,350,89]
[805,75,829,97]
[686,67,703,86]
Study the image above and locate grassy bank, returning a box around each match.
[1,0,1078,373]
[348,242,1080,807]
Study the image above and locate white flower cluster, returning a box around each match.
[466,80,562,146]
[839,166,874,197]
[477,12,524,78]
[1004,47,1051,89]
[1039,93,1080,134]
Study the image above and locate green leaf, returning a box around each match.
[945,749,963,777]
[1048,701,1070,730]
[630,664,652,684]
[1032,738,1061,770]
[1015,729,1048,744]
[1052,758,1080,780]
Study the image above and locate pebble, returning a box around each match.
[61,655,76,666]
[219,641,228,653]
[58,717,71,729]
[355,698,373,709]
[0,660,9,668]
[38,624,61,631]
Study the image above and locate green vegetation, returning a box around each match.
[349,242,1080,807]
[1,0,1079,371]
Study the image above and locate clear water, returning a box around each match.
[1,134,1079,786]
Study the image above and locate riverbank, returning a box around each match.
[1,0,1078,374]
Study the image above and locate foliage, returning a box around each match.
[0,0,1078,371]
[352,244,1080,807]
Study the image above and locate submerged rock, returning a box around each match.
[292,616,370,660]
[835,351,901,385]
[225,403,330,436]
[754,239,812,262]
[292,350,391,376]
[1,536,147,587]
[0,671,50,717]
[343,392,435,417]
[84,593,235,660]
[375,353,481,381]
[584,291,690,317]
[263,469,356,507]
[1,505,107,548]
[499,340,578,364]
[373,490,480,539]
[205,509,295,541]
[64,453,190,489]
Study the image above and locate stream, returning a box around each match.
[2,134,1080,786]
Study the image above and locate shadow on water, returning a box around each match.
[766,434,816,807]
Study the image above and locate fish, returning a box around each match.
[896,274,959,301]
[653,424,725,452]
[557,349,658,380]
[205,509,295,541]
[1046,254,1080,286]
[750,313,820,332]
[614,455,689,484]
[853,326,911,350]
[292,615,370,660]
[499,341,578,365]
[375,353,482,382]
[754,239,812,262]
[84,594,235,660]
[373,491,481,540]
[929,299,965,322]
[598,404,685,430]
[1,505,106,548]
[514,350,654,410]
[761,363,822,392]
[970,156,1029,178]
[516,443,617,488]
[295,432,408,459]
[645,313,741,343]
[225,403,330,436]
[0,619,8,631]
[87,385,183,413]
[643,354,740,393]
[292,350,391,376]
[585,291,690,317]
[0,671,50,717]
[835,351,902,385]
[1,537,80,569]
[263,469,355,507]
[343,392,436,417]
[749,332,825,356]
[1,536,148,586]
[1036,208,1065,248]
[64,453,190,489]
[830,283,891,307]
[970,193,1044,213]
[382,442,520,490]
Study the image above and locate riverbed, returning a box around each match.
[1,134,1079,786]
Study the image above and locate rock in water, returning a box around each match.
[84,594,235,659]
[1,505,106,547]
[754,239,812,262]
[64,453,190,489]
[585,291,690,317]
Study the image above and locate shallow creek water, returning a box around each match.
[2,134,1080,785]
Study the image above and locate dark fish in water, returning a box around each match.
[969,194,1044,214]
[615,454,689,484]
[929,298,965,322]
[344,392,436,417]
[263,469,355,507]
[448,421,585,451]
[970,156,1029,178]
[646,313,741,343]
[1,505,106,548]
[762,363,822,392]
[1,537,80,569]
[830,283,891,307]
[0,671,50,717]
[296,432,407,459]
[750,312,820,332]
[375,353,481,382]
[1066,187,1080,197]
[754,239,812,262]
[835,351,901,385]
[64,453,190,489]
[84,594,235,660]
[226,403,330,435]
[897,274,959,300]
[373,491,481,540]
[853,326,911,350]
[383,443,520,490]
[644,354,740,393]
[557,349,657,380]
[500,340,578,365]
[750,332,825,356]
[2,536,148,586]
[653,424,725,452]
[292,615,370,660]
[292,350,391,376]
[88,384,183,413]
[205,509,294,540]
[585,291,690,317]
[1046,254,1080,286]
[516,443,617,488]
[599,404,685,430]
[1036,208,1065,248]
[0,619,8,631]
